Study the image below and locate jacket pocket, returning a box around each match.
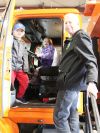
[56,72,67,90]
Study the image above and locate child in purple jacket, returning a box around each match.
[36,37,55,67]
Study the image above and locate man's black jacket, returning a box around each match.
[57,30,98,91]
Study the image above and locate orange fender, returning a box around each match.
[0,118,19,133]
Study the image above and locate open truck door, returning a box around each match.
[0,0,19,133]
[84,0,100,105]
[84,1,100,132]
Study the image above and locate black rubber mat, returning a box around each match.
[12,100,55,108]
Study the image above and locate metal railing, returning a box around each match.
[84,92,100,133]
[90,94,100,133]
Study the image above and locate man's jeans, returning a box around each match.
[54,89,79,133]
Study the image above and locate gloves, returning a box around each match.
[87,82,98,99]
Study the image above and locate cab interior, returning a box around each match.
[11,17,63,108]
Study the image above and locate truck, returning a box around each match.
[0,0,99,132]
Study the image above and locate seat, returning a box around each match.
[52,48,58,66]
[38,66,59,99]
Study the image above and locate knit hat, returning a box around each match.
[13,23,25,31]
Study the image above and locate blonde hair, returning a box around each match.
[49,38,53,46]
[43,37,53,46]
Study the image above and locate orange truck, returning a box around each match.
[0,0,86,132]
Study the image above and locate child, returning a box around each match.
[36,37,55,67]
[11,23,29,104]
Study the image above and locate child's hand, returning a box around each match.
[37,53,43,57]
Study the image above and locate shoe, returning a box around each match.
[16,98,29,104]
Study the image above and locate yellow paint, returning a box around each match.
[77,92,83,114]
[14,8,79,17]
[0,118,19,133]
[0,0,15,118]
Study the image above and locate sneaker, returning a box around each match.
[16,98,29,104]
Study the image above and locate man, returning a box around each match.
[12,23,29,104]
[53,13,98,133]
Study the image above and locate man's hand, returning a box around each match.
[87,82,98,99]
